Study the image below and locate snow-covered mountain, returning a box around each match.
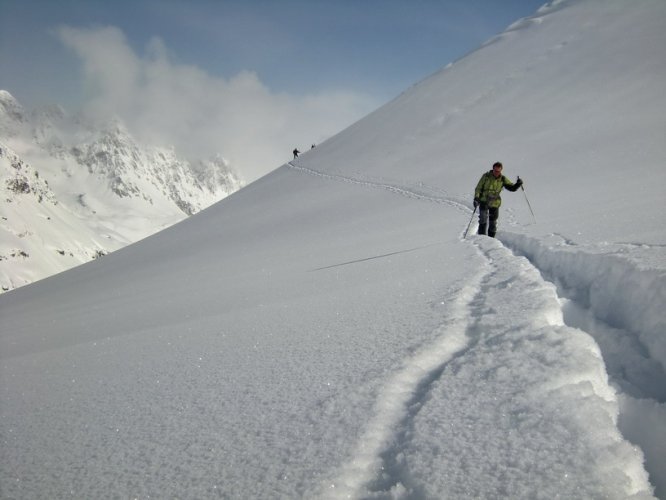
[1,1,665,499]
[0,89,243,292]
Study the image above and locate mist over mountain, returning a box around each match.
[1,89,243,292]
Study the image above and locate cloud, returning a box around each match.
[56,26,379,181]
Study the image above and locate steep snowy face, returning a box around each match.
[0,91,244,292]
[306,0,666,245]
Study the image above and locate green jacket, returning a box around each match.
[474,171,519,208]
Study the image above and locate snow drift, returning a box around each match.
[1,0,665,498]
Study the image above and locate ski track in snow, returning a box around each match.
[287,162,470,215]
[315,265,488,499]
[291,162,663,498]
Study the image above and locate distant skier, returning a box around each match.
[473,161,523,237]
[293,148,300,159]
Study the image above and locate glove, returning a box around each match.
[473,198,480,208]
[515,177,523,188]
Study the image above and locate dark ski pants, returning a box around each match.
[478,203,499,237]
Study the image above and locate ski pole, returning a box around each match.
[463,206,477,239]
[519,178,536,224]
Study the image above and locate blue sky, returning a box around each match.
[1,0,546,108]
[0,0,546,179]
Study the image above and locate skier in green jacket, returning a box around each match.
[473,162,523,237]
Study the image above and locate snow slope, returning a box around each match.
[1,0,665,498]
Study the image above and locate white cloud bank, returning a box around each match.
[57,26,379,181]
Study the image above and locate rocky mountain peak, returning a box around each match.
[1,90,244,292]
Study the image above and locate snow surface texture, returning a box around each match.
[0,93,243,292]
[1,0,665,498]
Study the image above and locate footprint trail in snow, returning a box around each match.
[291,162,660,499]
